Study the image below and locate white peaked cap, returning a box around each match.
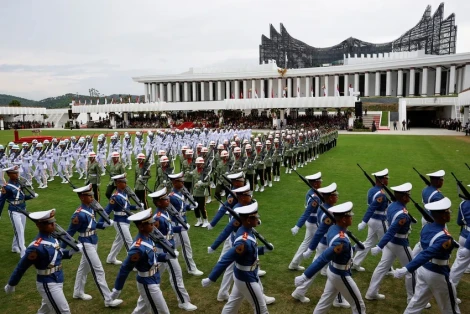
[425,197,451,211]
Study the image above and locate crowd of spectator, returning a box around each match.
[431,118,463,131]
[5,120,54,130]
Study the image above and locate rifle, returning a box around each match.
[408,196,434,223]
[37,142,52,160]
[8,202,79,251]
[357,164,418,224]
[451,172,470,200]
[64,176,111,224]
[17,176,36,197]
[148,227,177,258]
[465,163,470,171]
[214,194,274,250]
[291,168,365,249]
[413,167,430,186]
[163,172,198,207]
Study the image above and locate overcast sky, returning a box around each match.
[0,0,468,100]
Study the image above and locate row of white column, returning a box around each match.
[143,65,463,103]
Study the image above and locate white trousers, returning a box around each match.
[132,282,170,314]
[46,159,55,177]
[313,268,366,314]
[366,242,415,301]
[353,218,387,266]
[405,267,460,314]
[74,242,113,302]
[290,222,317,267]
[218,238,234,299]
[57,163,69,180]
[449,243,470,287]
[8,210,26,257]
[33,165,47,185]
[222,276,268,314]
[107,222,133,262]
[293,242,329,296]
[75,158,87,175]
[159,256,191,305]
[36,281,71,314]
[175,229,198,272]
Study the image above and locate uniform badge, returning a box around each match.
[110,198,115,205]
[242,232,248,241]
[1,186,6,194]
[402,208,408,214]
[135,238,142,247]
[444,229,451,236]
[442,239,452,250]
[233,220,240,227]
[72,216,80,225]
[376,196,383,203]
[325,218,332,225]
[228,197,233,204]
[33,238,43,247]
[399,218,407,226]
[334,243,344,254]
[28,250,38,260]
[130,253,141,262]
[339,231,345,239]
[312,201,318,207]
[235,244,245,254]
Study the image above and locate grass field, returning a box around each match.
[1,129,470,314]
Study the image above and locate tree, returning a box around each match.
[9,100,21,107]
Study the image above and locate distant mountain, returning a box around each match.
[0,93,145,109]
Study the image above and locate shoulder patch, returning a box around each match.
[1,187,6,194]
[27,250,38,260]
[235,244,245,254]
[398,218,407,226]
[33,238,43,247]
[109,198,115,205]
[72,216,80,224]
[376,196,383,203]
[130,252,141,262]
[228,197,233,204]
[135,238,142,247]
[312,200,318,207]
[402,208,408,214]
[333,243,344,254]
[157,212,162,217]
[325,218,332,225]
[444,229,451,236]
[232,220,240,227]
[154,221,160,229]
[339,231,345,239]
[442,239,452,250]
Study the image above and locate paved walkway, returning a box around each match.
[340,128,466,136]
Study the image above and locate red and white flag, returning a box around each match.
[231,93,234,99]
[240,92,243,99]
[136,96,140,103]
[310,86,313,97]
[271,89,274,98]
[255,89,258,99]
[335,84,340,96]
[282,89,286,98]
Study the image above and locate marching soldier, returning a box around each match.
[103,173,141,265]
[0,165,38,257]
[352,168,390,272]
[190,157,211,227]
[149,187,198,311]
[289,172,322,272]
[105,152,126,199]
[202,202,274,314]
[4,209,78,313]
[395,197,461,313]
[64,184,123,307]
[295,202,366,314]
[272,138,282,182]
[135,153,150,209]
[111,209,171,314]
[168,172,203,276]
[85,151,101,202]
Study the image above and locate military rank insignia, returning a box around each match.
[325,218,332,225]
[233,220,240,227]
[110,198,115,205]
[442,239,452,250]
[130,253,141,262]
[28,250,38,260]
[236,244,245,254]
[376,196,383,203]
[334,243,344,254]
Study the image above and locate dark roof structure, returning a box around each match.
[259,3,457,68]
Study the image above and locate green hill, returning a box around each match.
[0,93,145,109]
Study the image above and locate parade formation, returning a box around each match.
[0,126,467,314]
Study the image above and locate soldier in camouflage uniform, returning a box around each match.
[134,153,150,208]
[86,151,101,202]
[190,157,210,227]
[263,140,273,187]
[105,152,126,199]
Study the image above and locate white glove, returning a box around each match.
[265,243,274,252]
[111,288,121,300]
[302,249,314,259]
[294,274,308,287]
[197,180,202,185]
[4,284,15,294]
[185,223,190,230]
[70,243,83,255]
[174,250,179,257]
[358,221,367,231]
[208,247,215,254]
[291,225,300,236]
[207,223,213,230]
[34,193,39,198]
[371,246,382,256]
[190,202,199,209]
[140,203,144,209]
[394,267,409,278]
[104,219,115,228]
[201,278,213,287]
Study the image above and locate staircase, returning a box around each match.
[361,113,389,130]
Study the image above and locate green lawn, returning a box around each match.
[0,130,469,314]
[380,111,389,127]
